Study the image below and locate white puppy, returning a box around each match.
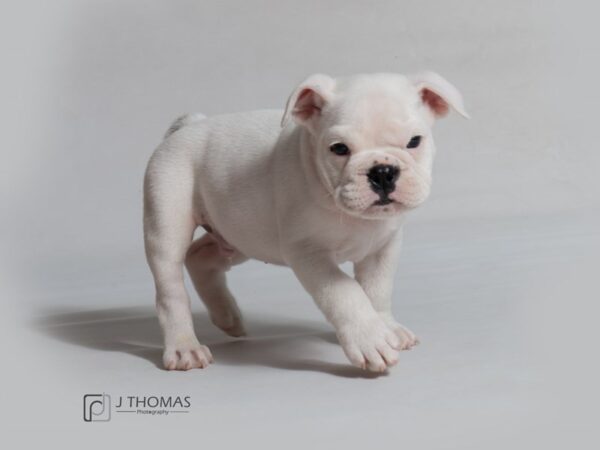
[143,72,467,372]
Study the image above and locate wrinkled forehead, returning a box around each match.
[324,77,424,146]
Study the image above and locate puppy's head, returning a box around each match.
[282,72,468,219]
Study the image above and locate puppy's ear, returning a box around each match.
[281,74,336,129]
[412,71,469,119]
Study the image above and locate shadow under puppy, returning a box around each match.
[143,72,468,372]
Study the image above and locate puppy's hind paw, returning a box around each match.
[217,318,246,338]
[210,305,247,338]
[163,341,213,371]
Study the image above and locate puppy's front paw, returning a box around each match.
[380,314,419,350]
[337,317,402,372]
[163,339,213,371]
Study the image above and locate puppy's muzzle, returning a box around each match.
[367,164,400,205]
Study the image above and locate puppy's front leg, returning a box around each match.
[354,231,419,350]
[288,249,401,371]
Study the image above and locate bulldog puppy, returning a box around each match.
[143,72,467,372]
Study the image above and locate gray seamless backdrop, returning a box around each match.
[1,0,598,447]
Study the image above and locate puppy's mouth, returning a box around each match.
[360,200,406,219]
[335,186,406,218]
[374,196,394,206]
[371,197,405,212]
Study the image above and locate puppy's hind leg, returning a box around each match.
[185,234,248,337]
[144,151,212,371]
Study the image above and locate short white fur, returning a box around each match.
[143,72,467,372]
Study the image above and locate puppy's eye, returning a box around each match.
[406,135,422,149]
[329,142,351,156]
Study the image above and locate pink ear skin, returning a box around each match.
[293,88,326,122]
[281,74,336,129]
[412,71,469,120]
[421,88,450,118]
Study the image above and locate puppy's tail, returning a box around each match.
[164,112,207,138]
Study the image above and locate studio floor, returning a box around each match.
[3,1,599,447]
[7,211,597,447]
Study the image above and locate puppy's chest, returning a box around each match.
[325,223,396,263]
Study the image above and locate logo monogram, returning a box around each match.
[83,394,111,422]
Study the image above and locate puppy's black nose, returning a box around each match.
[367,164,400,195]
